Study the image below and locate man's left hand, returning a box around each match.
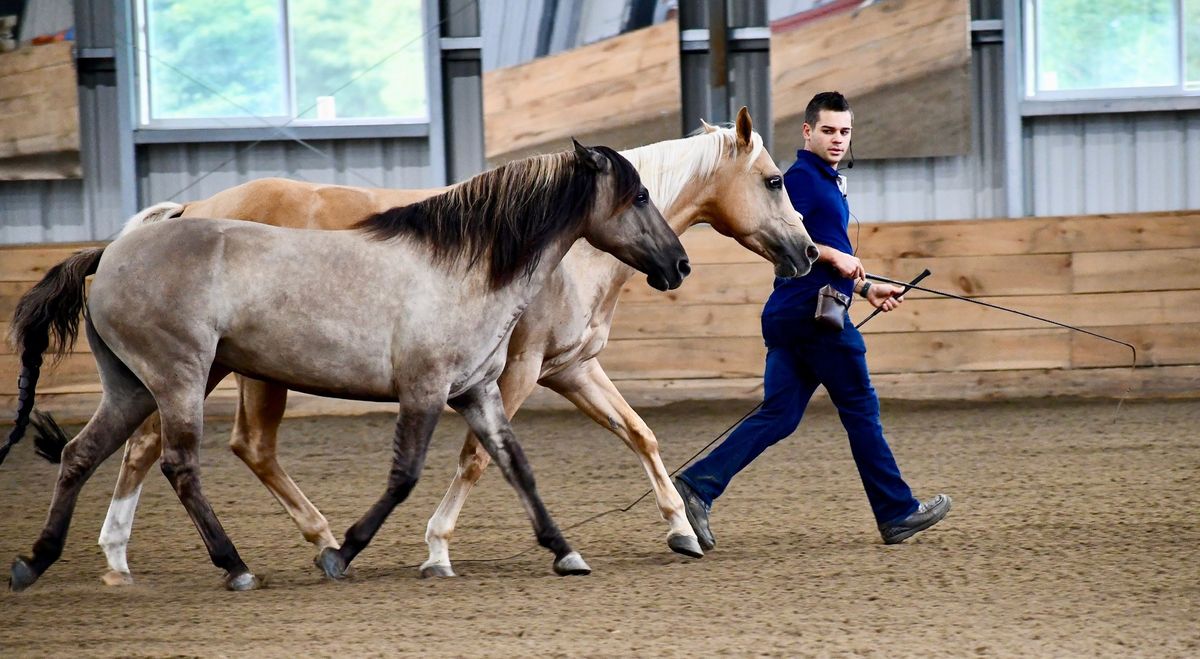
[866,283,905,312]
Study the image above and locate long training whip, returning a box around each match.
[435,268,1140,569]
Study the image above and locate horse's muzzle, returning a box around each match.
[773,240,818,279]
[648,257,690,291]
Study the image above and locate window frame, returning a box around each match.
[1022,0,1199,107]
[132,0,435,134]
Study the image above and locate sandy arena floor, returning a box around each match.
[0,397,1197,657]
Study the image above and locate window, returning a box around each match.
[1025,0,1199,99]
[136,0,429,126]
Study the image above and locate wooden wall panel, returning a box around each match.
[770,0,970,160]
[482,20,680,167]
[0,43,80,179]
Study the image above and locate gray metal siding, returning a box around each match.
[483,0,546,71]
[0,180,86,244]
[136,139,434,210]
[1028,111,1200,216]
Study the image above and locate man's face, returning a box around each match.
[803,110,852,167]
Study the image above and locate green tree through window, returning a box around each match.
[142,0,427,122]
[148,0,287,119]
[290,0,427,120]
[1035,0,1178,92]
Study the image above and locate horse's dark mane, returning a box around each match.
[355,145,641,289]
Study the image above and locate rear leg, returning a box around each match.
[11,324,158,592]
[98,414,163,585]
[228,377,339,561]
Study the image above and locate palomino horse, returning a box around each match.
[6,143,689,591]
[33,107,818,583]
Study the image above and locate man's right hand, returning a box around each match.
[819,246,864,280]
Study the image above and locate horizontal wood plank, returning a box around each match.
[610,291,1200,339]
[619,253,1075,305]
[1073,248,1200,293]
[0,243,101,282]
[678,213,1200,264]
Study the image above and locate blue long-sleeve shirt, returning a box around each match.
[762,149,854,318]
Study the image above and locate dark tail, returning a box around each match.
[1,247,105,466]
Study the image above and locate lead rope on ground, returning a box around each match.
[405,270,936,570]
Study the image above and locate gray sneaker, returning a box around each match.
[879,494,951,544]
[673,477,715,550]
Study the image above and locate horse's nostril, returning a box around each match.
[677,258,692,277]
[805,243,820,263]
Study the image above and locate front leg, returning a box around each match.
[448,380,589,576]
[542,358,701,558]
[315,402,442,580]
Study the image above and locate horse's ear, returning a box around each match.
[572,138,609,172]
[735,106,754,149]
[699,118,719,134]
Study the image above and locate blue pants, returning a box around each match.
[679,308,919,526]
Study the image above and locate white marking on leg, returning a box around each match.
[99,484,142,575]
[421,468,475,572]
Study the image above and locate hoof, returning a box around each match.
[9,557,39,593]
[553,551,591,576]
[419,563,457,579]
[314,547,349,580]
[101,570,134,586]
[667,533,704,559]
[224,571,263,591]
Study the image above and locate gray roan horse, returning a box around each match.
[5,142,689,591]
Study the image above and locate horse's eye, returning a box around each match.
[766,175,783,190]
[635,190,649,206]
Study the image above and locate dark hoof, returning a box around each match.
[419,563,457,579]
[667,533,704,559]
[553,551,591,576]
[314,547,349,580]
[9,557,39,593]
[224,571,263,591]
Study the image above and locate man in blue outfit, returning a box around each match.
[674,92,950,548]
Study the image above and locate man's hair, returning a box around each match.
[804,91,852,128]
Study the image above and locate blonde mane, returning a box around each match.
[620,126,764,212]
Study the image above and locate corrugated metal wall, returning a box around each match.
[136,139,435,212]
[482,0,547,71]
[0,180,85,244]
[1027,112,1200,216]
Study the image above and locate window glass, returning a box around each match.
[141,0,428,123]
[1034,0,1178,93]
[146,0,287,119]
[1186,0,1200,89]
[290,0,427,120]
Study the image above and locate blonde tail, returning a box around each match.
[118,201,185,238]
